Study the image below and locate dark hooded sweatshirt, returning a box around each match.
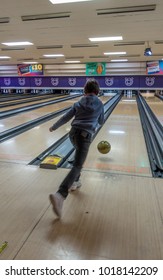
[51,94,104,135]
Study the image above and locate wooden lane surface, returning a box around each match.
[0,163,162,260]
[0,96,81,133]
[0,94,106,132]
[0,94,68,112]
[144,96,163,125]
[84,96,152,177]
[0,93,53,102]
[0,94,162,260]
[0,94,56,106]
[0,100,80,163]
[0,96,109,164]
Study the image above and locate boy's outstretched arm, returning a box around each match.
[49,106,75,132]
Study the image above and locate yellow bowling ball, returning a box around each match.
[97,140,111,154]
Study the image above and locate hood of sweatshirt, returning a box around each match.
[78,94,102,112]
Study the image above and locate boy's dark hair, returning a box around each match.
[84,78,100,95]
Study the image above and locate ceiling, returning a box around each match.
[0,0,163,76]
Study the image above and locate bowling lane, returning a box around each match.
[0,96,110,164]
[0,96,80,133]
[84,95,152,177]
[0,93,54,104]
[0,94,66,112]
[143,95,163,125]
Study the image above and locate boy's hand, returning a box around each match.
[49,127,53,132]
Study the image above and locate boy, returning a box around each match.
[49,78,104,218]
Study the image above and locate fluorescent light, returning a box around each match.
[111,59,128,62]
[122,100,136,102]
[0,56,11,59]
[23,62,38,64]
[49,0,93,4]
[109,130,125,134]
[2,41,33,46]
[0,71,17,74]
[43,54,64,57]
[65,60,80,63]
[89,36,123,42]
[104,52,126,55]
[47,70,85,73]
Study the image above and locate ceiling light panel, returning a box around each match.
[2,42,33,46]
[65,60,80,63]
[22,62,38,64]
[89,36,123,42]
[43,54,64,57]
[49,0,93,4]
[111,59,128,62]
[104,52,126,55]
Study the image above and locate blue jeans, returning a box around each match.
[58,127,92,198]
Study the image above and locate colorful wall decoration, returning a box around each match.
[17,64,43,76]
